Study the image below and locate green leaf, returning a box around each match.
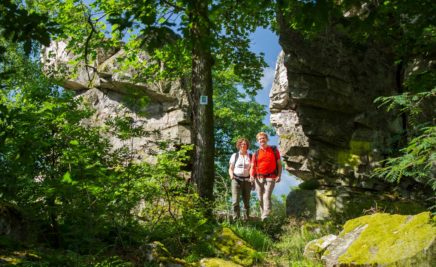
[62,171,73,184]
[69,140,79,145]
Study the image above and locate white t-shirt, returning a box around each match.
[229,152,251,177]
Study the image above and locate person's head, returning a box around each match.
[256,132,269,147]
[236,138,250,151]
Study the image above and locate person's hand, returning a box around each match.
[250,176,255,183]
[230,174,234,180]
[276,176,281,183]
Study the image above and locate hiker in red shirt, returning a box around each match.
[250,132,282,221]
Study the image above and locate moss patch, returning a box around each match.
[304,236,332,260]
[145,241,192,266]
[212,227,261,266]
[338,212,435,265]
[337,150,361,167]
[349,140,372,154]
[200,257,243,267]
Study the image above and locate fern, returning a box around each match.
[374,126,436,190]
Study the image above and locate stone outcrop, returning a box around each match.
[42,41,191,161]
[270,43,399,185]
[271,8,427,218]
[304,212,436,266]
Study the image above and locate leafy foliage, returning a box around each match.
[0,42,214,261]
[374,89,436,190]
[373,126,435,187]
[30,0,275,203]
[0,0,59,55]
[375,88,436,126]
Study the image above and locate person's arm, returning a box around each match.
[276,149,282,183]
[229,154,235,179]
[229,163,234,179]
[250,155,256,182]
[276,159,282,183]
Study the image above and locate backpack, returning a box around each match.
[233,152,252,166]
[254,145,279,175]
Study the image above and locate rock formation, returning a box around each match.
[270,35,399,185]
[42,41,191,162]
[272,10,427,219]
[304,212,436,266]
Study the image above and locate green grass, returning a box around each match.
[227,223,274,252]
[266,218,336,266]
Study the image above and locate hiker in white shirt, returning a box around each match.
[228,138,252,221]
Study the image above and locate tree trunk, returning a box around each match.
[189,0,215,204]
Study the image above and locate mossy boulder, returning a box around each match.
[303,234,337,260]
[211,227,261,266]
[200,257,243,267]
[141,241,191,266]
[312,212,436,266]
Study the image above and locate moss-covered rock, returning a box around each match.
[319,212,436,266]
[200,257,243,267]
[211,227,261,266]
[303,234,337,260]
[141,241,191,266]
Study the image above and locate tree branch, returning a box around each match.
[160,0,186,12]
[84,10,97,87]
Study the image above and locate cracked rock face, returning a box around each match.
[270,32,400,188]
[42,41,191,162]
[271,12,417,218]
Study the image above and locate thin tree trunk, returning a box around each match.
[189,0,215,205]
[396,61,408,146]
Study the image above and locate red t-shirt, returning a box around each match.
[251,146,280,178]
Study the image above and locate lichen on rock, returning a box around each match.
[200,257,243,267]
[314,212,436,266]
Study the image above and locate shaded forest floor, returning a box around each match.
[0,211,334,266]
